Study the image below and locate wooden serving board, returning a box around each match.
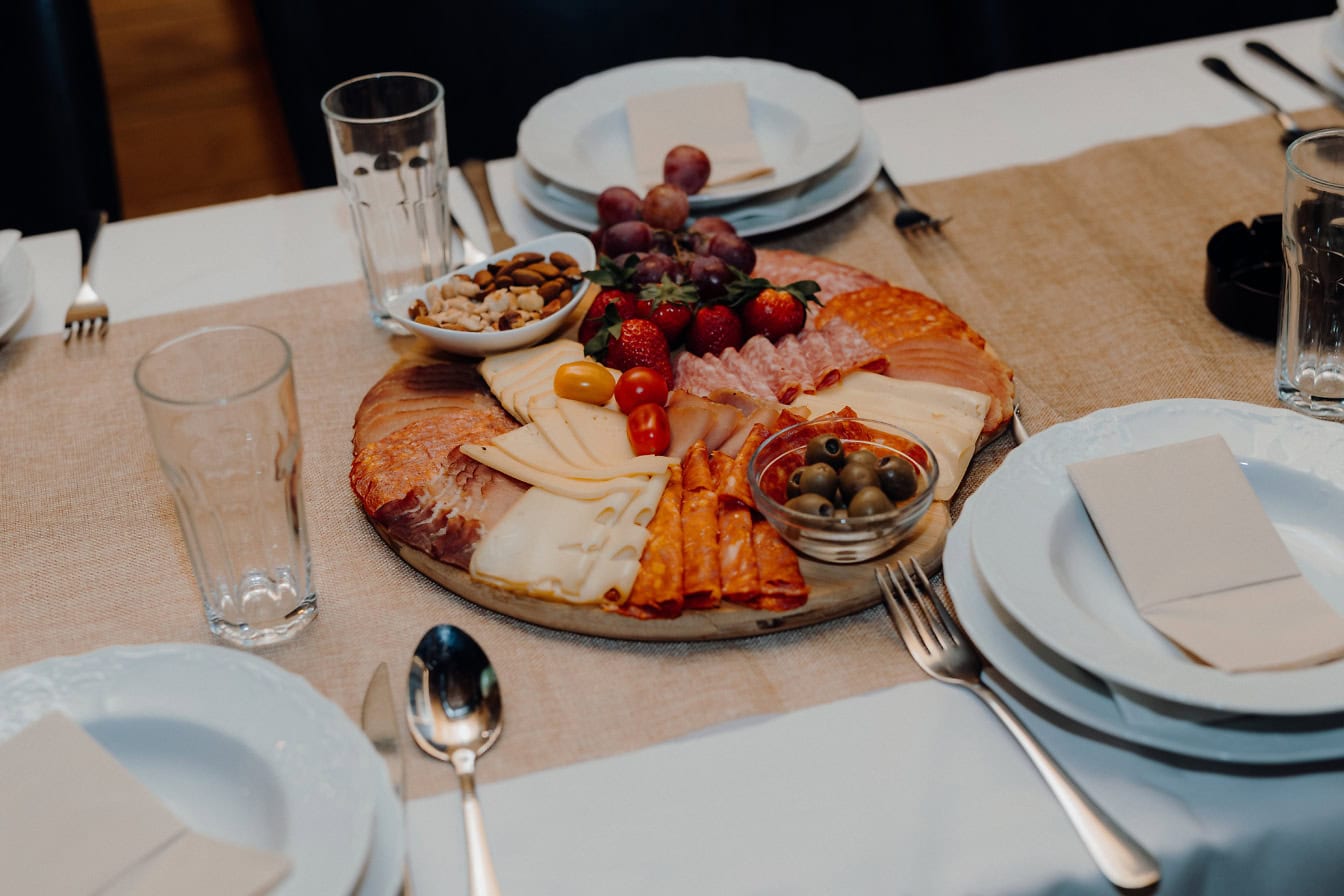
[371,502,948,642]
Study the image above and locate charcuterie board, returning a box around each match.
[371,504,947,641]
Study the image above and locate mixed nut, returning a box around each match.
[408,250,584,332]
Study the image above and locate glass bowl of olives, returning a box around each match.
[748,417,939,563]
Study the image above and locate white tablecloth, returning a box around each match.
[15,16,1344,894]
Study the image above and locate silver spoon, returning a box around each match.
[407,625,503,896]
[1201,56,1310,146]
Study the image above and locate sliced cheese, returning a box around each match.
[487,340,583,423]
[532,406,601,468]
[470,487,607,602]
[489,425,674,479]
[555,398,637,465]
[460,444,647,500]
[511,378,559,425]
[835,371,991,424]
[479,340,582,392]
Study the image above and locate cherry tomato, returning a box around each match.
[553,360,615,405]
[627,403,671,456]
[614,366,669,414]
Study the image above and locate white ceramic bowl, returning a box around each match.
[386,232,596,356]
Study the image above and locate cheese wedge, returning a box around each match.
[460,444,647,499]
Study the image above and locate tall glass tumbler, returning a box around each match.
[135,326,317,647]
[1280,128,1344,419]
[322,72,452,332]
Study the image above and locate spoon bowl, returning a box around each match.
[407,624,503,896]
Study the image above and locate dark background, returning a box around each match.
[2,0,1336,235]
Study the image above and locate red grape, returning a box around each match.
[689,216,736,238]
[633,253,679,286]
[689,255,730,299]
[642,184,690,231]
[707,232,756,273]
[596,186,642,226]
[663,145,711,195]
[603,220,654,256]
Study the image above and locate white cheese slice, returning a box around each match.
[489,425,674,479]
[555,399,637,465]
[488,341,584,423]
[460,444,647,500]
[577,472,668,602]
[470,488,605,602]
[510,378,559,425]
[834,372,991,425]
[532,406,601,468]
[479,340,582,392]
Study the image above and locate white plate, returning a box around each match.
[0,231,35,341]
[970,399,1344,716]
[1323,11,1344,76]
[0,644,381,896]
[357,758,406,896]
[516,57,862,207]
[386,232,595,356]
[517,127,882,240]
[947,493,1344,764]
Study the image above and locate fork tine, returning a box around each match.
[894,561,946,651]
[876,565,929,658]
[908,560,959,647]
[900,561,951,649]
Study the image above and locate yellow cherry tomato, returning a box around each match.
[553,360,616,405]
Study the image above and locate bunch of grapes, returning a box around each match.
[591,144,756,298]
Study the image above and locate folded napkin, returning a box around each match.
[0,712,290,896]
[1068,435,1344,672]
[625,82,773,190]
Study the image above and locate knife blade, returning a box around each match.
[460,158,516,252]
[1245,40,1344,114]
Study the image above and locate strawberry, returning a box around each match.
[635,276,698,345]
[604,318,674,383]
[578,288,638,344]
[726,275,821,343]
[685,305,744,356]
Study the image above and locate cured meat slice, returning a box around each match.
[816,285,987,349]
[353,358,509,453]
[623,465,685,619]
[882,337,1014,435]
[716,346,775,402]
[680,441,721,608]
[740,334,803,403]
[665,391,744,459]
[797,327,842,391]
[773,334,815,395]
[675,350,747,396]
[748,519,809,610]
[711,451,759,604]
[350,409,525,569]
[821,318,887,374]
[719,423,767,511]
[752,248,886,301]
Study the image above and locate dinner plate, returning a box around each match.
[1323,11,1344,77]
[516,57,862,207]
[947,493,1344,765]
[516,127,882,239]
[0,644,382,896]
[0,230,35,341]
[970,399,1344,716]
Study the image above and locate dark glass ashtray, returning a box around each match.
[1204,214,1281,341]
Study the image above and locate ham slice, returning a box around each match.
[752,248,886,301]
[881,337,1014,435]
[353,357,509,453]
[665,390,744,459]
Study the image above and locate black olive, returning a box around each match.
[804,435,845,468]
[848,485,895,517]
[797,463,839,497]
[846,448,879,468]
[785,492,835,516]
[838,461,880,501]
[787,467,805,499]
[876,455,919,502]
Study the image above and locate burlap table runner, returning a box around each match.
[0,111,1319,800]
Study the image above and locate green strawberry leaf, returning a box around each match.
[722,268,821,309]
[583,255,639,291]
[638,275,699,309]
[583,304,625,357]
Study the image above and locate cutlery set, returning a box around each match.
[1203,39,1344,145]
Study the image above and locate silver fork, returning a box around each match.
[882,168,949,234]
[64,210,109,341]
[878,560,1161,890]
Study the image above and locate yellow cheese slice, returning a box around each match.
[555,398,637,466]
[489,425,674,479]
[576,472,668,602]
[460,444,646,500]
[470,488,603,602]
[489,341,584,423]
[479,340,582,393]
[531,407,601,468]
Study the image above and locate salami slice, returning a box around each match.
[752,248,886,301]
[748,519,809,610]
[797,327,842,391]
[711,451,759,603]
[622,465,685,619]
[774,334,815,396]
[719,423,767,511]
[821,317,887,374]
[680,441,721,608]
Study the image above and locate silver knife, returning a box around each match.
[361,662,410,895]
[460,158,516,252]
[1245,40,1344,114]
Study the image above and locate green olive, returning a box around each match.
[876,455,919,502]
[846,448,879,468]
[838,461,880,501]
[804,435,845,468]
[785,492,835,517]
[786,467,805,499]
[797,462,839,498]
[848,485,895,517]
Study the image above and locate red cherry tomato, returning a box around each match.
[627,403,671,456]
[614,366,669,414]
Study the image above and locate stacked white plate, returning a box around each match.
[514,58,880,238]
[0,644,405,895]
[947,399,1344,764]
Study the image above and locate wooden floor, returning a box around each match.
[90,0,302,220]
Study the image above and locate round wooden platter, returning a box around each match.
[370,502,948,642]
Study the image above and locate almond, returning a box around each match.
[549,251,578,270]
[511,268,545,286]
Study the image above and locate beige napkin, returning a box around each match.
[1068,435,1344,672]
[0,712,290,896]
[625,82,773,190]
